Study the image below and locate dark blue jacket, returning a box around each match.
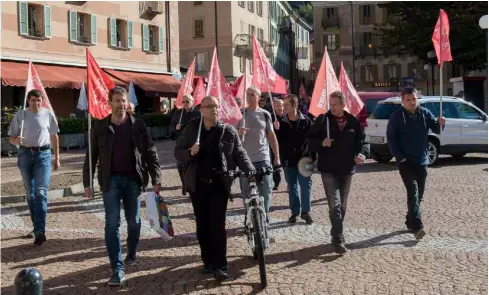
[386,106,441,166]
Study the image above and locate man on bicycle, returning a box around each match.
[175,96,254,282]
[237,86,281,218]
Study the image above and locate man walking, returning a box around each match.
[8,89,60,245]
[170,94,201,196]
[237,86,281,215]
[306,91,369,254]
[175,96,254,282]
[276,94,314,224]
[83,86,162,286]
[387,87,445,240]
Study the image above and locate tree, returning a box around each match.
[293,2,313,27]
[376,2,487,73]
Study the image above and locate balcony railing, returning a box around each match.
[321,17,340,29]
[77,35,91,44]
[28,29,43,37]
[115,40,128,49]
[232,34,274,58]
[140,1,163,16]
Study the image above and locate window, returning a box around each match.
[363,32,373,48]
[69,10,97,44]
[109,18,133,49]
[194,19,204,38]
[247,1,254,12]
[240,56,245,72]
[270,26,277,44]
[195,52,206,71]
[18,2,51,38]
[326,8,335,18]
[257,1,263,16]
[425,102,458,119]
[238,1,245,8]
[372,103,402,119]
[386,64,397,80]
[194,1,203,5]
[257,28,264,43]
[362,5,371,17]
[248,24,255,37]
[453,102,484,120]
[363,65,376,82]
[142,24,163,52]
[324,34,338,50]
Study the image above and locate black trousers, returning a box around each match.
[189,180,229,270]
[399,162,427,231]
[177,163,186,191]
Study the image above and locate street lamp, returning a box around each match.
[479,15,488,29]
[426,51,437,95]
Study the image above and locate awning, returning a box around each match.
[1,61,88,89]
[105,69,182,93]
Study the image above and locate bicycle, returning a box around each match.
[218,166,281,289]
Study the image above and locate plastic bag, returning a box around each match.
[145,192,174,241]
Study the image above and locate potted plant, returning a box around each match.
[58,117,86,150]
[1,107,21,156]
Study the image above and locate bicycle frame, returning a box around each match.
[243,181,270,249]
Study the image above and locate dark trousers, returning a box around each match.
[399,162,427,231]
[321,173,353,244]
[177,163,186,192]
[189,180,229,270]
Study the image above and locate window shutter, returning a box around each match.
[109,17,116,47]
[142,24,149,51]
[158,25,164,53]
[90,14,97,44]
[396,64,402,79]
[371,5,376,24]
[43,5,51,38]
[127,21,133,48]
[373,65,378,81]
[383,64,389,81]
[69,10,78,42]
[335,34,340,50]
[19,1,28,36]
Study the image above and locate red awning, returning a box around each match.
[105,69,182,93]
[1,61,88,89]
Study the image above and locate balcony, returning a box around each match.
[232,34,274,58]
[140,1,163,16]
[321,17,340,29]
[76,35,91,44]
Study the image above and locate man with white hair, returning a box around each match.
[171,93,201,196]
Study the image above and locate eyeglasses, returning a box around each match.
[201,104,219,110]
[182,101,190,103]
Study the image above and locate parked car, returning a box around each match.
[357,92,401,128]
[365,96,488,165]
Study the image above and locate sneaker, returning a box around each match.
[33,232,46,246]
[301,212,313,225]
[201,264,213,274]
[125,252,136,267]
[213,269,229,282]
[334,243,349,255]
[107,270,125,286]
[414,228,426,240]
[25,231,35,239]
[288,214,299,224]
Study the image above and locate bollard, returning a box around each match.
[14,268,43,295]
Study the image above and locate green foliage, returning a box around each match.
[295,2,313,27]
[1,107,23,137]
[376,2,487,73]
[58,117,87,134]
[141,113,171,127]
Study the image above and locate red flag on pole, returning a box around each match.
[309,47,340,117]
[432,9,452,66]
[192,77,206,106]
[26,60,55,114]
[339,62,364,117]
[252,35,287,95]
[175,58,196,109]
[86,49,115,119]
[299,81,307,99]
[236,65,252,109]
[207,48,242,126]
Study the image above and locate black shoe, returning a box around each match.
[107,270,125,286]
[213,269,229,282]
[201,264,213,274]
[414,228,426,240]
[125,252,136,267]
[288,214,299,224]
[25,231,35,239]
[33,232,46,246]
[182,187,187,196]
[272,186,278,191]
[301,212,313,225]
[334,243,349,255]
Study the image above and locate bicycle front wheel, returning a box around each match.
[251,208,267,289]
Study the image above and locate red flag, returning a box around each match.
[207,48,242,126]
[192,77,206,106]
[432,9,452,66]
[299,81,307,99]
[175,58,196,109]
[339,62,364,117]
[252,35,287,94]
[230,75,242,97]
[26,60,55,115]
[86,49,115,119]
[236,62,252,109]
[309,47,340,117]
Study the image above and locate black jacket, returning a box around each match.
[170,107,201,134]
[174,118,254,194]
[306,111,370,176]
[276,112,314,167]
[83,114,162,192]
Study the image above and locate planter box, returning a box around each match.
[59,133,85,150]
[1,137,18,156]
[149,126,169,140]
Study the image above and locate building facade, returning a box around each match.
[1,1,181,116]
[312,1,457,95]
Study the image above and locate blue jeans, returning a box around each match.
[239,161,273,213]
[18,148,51,234]
[284,167,312,215]
[102,175,142,271]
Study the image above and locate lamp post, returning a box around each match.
[427,50,437,95]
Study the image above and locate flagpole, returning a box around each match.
[325,46,330,139]
[257,44,278,126]
[439,64,443,130]
[241,62,248,142]
[86,51,93,195]
[19,59,32,138]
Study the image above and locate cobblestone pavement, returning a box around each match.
[1,141,487,295]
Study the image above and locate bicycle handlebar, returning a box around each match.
[216,165,282,180]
